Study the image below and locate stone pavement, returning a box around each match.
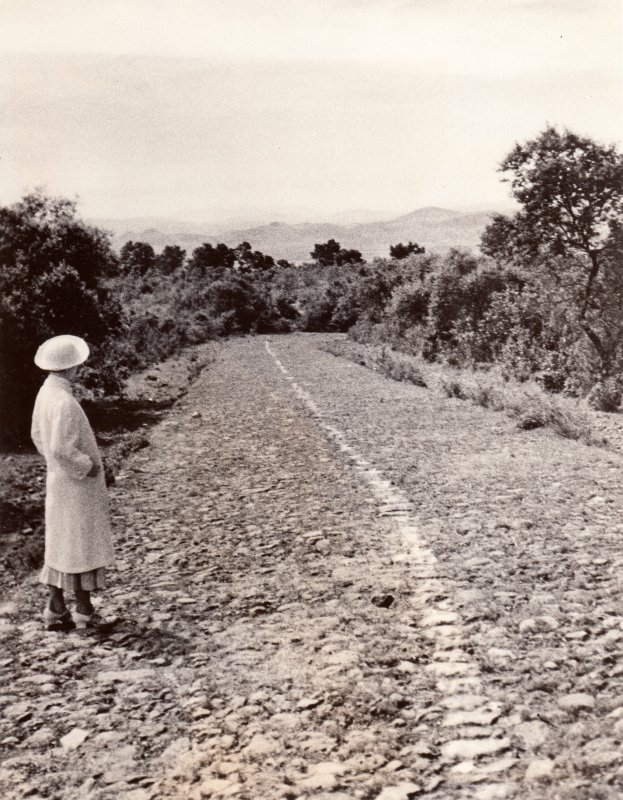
[0,334,622,800]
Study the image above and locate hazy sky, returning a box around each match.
[1,0,621,222]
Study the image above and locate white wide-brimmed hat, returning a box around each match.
[34,335,90,371]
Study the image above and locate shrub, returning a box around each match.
[376,348,427,387]
[436,370,599,444]
[513,392,595,442]
[301,288,339,332]
[587,378,622,412]
[439,377,470,400]
[0,193,124,445]
[349,319,378,344]
[389,282,430,330]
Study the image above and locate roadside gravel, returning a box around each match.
[0,334,621,800]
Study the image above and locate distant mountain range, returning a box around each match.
[90,207,496,263]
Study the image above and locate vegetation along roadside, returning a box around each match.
[320,336,608,449]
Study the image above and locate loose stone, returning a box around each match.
[513,719,550,750]
[525,759,555,780]
[441,738,511,760]
[441,694,488,710]
[442,709,501,727]
[420,610,458,627]
[557,693,596,711]
[375,782,422,800]
[243,734,280,755]
[60,728,90,751]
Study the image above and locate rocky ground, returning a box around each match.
[0,333,622,800]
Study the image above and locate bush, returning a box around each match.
[587,378,622,412]
[438,369,599,444]
[513,391,596,442]
[388,282,430,331]
[0,193,124,445]
[439,377,471,400]
[207,276,269,334]
[376,348,427,387]
[340,239,621,414]
[300,288,339,332]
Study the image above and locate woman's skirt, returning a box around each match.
[39,565,107,592]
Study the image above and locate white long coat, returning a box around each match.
[31,374,115,573]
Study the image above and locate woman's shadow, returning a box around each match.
[78,616,192,660]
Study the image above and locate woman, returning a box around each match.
[31,335,115,631]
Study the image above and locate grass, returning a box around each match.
[322,340,427,388]
[438,372,600,445]
[321,337,604,447]
[376,347,427,387]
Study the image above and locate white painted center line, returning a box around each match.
[265,340,520,793]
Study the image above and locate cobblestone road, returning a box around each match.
[1,335,622,800]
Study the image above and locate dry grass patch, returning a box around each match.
[438,371,601,445]
[322,340,427,388]
[320,337,604,447]
[376,347,427,387]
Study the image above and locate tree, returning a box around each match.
[0,192,123,444]
[311,239,341,266]
[337,247,364,266]
[499,127,622,267]
[156,245,186,275]
[482,126,623,372]
[310,239,364,266]
[233,241,275,276]
[120,241,156,275]
[480,213,540,263]
[352,258,408,324]
[0,189,118,288]
[390,241,425,260]
[187,243,235,278]
[207,275,269,334]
